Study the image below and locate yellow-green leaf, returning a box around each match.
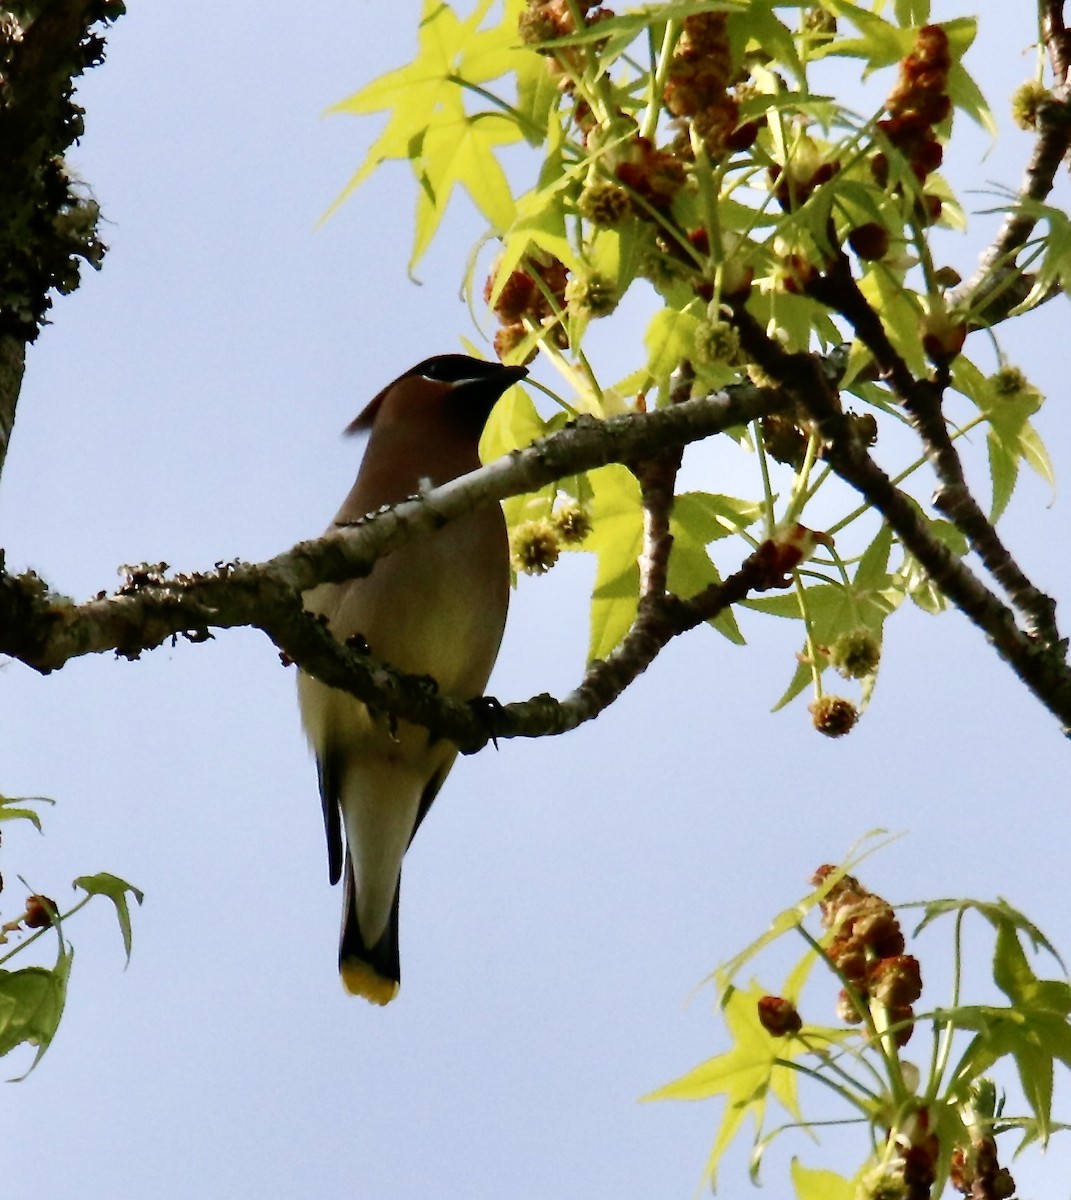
[411,109,520,265]
[584,465,642,660]
[791,1160,855,1200]
[645,982,804,1189]
[645,305,701,399]
[74,873,144,964]
[0,794,53,833]
[326,0,526,265]
[0,954,71,1079]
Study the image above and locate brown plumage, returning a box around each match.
[297,355,526,1004]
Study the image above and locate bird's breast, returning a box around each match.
[308,503,508,703]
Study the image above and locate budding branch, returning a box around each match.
[3,334,1071,743]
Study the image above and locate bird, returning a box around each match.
[297,354,527,1004]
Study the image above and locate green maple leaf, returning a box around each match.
[791,1160,855,1200]
[644,982,804,1189]
[74,873,145,964]
[0,951,71,1079]
[668,492,762,645]
[584,465,643,662]
[949,921,1071,1143]
[583,473,759,660]
[327,0,527,267]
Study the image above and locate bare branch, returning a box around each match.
[632,366,692,601]
[0,378,795,750]
[1042,0,1071,85]
[0,0,125,475]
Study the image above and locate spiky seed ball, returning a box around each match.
[1012,80,1052,131]
[830,629,881,679]
[693,319,741,365]
[552,501,592,544]
[564,270,618,317]
[989,364,1029,397]
[511,520,561,575]
[577,180,632,227]
[809,695,858,738]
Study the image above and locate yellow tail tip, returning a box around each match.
[340,959,399,1006]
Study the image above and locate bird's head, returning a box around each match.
[347,355,528,438]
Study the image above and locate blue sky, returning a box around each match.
[3,3,1071,1197]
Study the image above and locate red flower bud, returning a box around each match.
[757,995,802,1037]
[24,894,59,929]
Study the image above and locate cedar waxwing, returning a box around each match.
[297,355,526,1004]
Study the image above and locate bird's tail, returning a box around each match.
[339,858,401,1005]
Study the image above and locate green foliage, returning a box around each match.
[646,979,806,1188]
[0,796,142,1077]
[646,841,1071,1196]
[330,0,1057,735]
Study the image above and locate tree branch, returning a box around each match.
[808,251,1061,645]
[1042,0,1071,92]
[0,336,24,477]
[0,0,124,475]
[729,301,1071,735]
[953,1,1071,321]
[0,378,795,750]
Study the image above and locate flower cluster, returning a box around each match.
[485,252,569,363]
[814,869,940,1200]
[950,1135,1017,1199]
[874,24,951,191]
[861,1107,941,1200]
[518,0,615,124]
[517,0,613,50]
[663,14,757,159]
[813,867,921,1044]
